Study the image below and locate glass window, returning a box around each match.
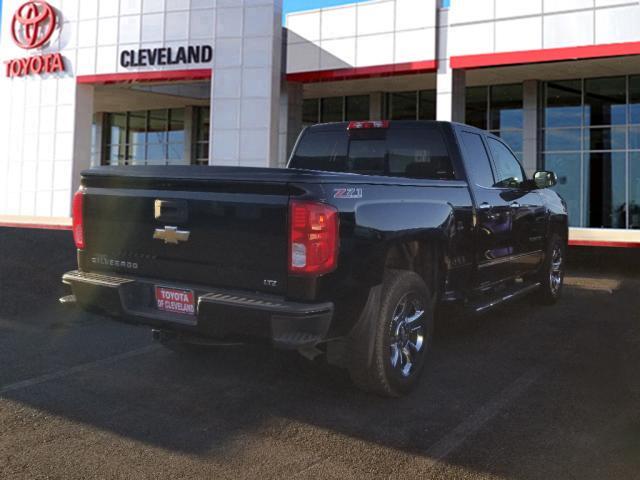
[128,111,147,145]
[321,97,343,123]
[546,80,582,128]
[542,76,640,229]
[290,126,453,180]
[584,77,626,127]
[545,128,582,152]
[109,113,127,146]
[387,128,454,179]
[465,86,488,129]
[147,109,168,144]
[345,95,370,121]
[348,139,387,173]
[584,127,626,151]
[459,131,494,188]
[419,90,436,120]
[629,126,640,150]
[389,91,417,120]
[194,106,210,166]
[146,143,166,164]
[128,144,146,165]
[303,99,320,125]
[494,130,523,153]
[629,76,640,125]
[545,153,582,227]
[487,137,524,188]
[103,108,190,166]
[168,109,185,143]
[290,131,349,171]
[629,153,640,229]
[490,84,523,130]
[107,144,126,166]
[587,152,626,228]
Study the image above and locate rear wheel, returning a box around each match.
[348,270,434,397]
[535,233,566,305]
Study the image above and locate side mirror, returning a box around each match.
[533,170,557,189]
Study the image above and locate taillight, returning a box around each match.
[289,201,339,275]
[72,189,85,250]
[347,120,389,130]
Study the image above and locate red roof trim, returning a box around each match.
[569,239,640,249]
[77,69,212,85]
[286,60,437,83]
[450,41,640,70]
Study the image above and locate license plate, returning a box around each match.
[155,287,196,316]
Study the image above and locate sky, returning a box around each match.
[283,0,370,16]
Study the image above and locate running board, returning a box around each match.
[471,282,541,314]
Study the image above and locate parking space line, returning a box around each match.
[424,367,544,464]
[0,345,160,396]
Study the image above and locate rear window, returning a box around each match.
[290,126,455,180]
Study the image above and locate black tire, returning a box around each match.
[535,233,566,305]
[347,269,434,397]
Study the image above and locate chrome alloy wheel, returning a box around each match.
[389,293,426,378]
[549,245,563,295]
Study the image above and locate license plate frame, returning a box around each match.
[155,286,196,316]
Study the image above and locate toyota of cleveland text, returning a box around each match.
[62,121,568,397]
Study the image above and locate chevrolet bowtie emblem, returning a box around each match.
[153,226,190,245]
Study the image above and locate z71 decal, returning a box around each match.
[334,188,363,199]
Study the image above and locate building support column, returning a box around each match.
[278,81,303,167]
[435,7,465,122]
[210,0,283,167]
[369,92,383,120]
[92,112,105,168]
[522,80,539,177]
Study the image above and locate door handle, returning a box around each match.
[510,201,521,208]
[478,202,492,210]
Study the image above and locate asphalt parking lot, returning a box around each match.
[1,228,639,479]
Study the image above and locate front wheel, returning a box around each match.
[535,233,566,305]
[348,270,434,397]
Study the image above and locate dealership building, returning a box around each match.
[1,0,640,246]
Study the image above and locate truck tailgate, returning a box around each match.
[81,177,291,295]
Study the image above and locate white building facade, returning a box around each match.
[1,0,640,247]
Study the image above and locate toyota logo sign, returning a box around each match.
[4,1,66,77]
[11,1,57,50]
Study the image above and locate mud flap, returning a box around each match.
[345,283,383,370]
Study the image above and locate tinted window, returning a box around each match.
[321,97,343,122]
[290,131,348,171]
[460,131,494,188]
[386,128,454,179]
[389,92,417,120]
[290,126,455,180]
[348,139,386,174]
[345,95,370,121]
[466,87,488,129]
[487,137,525,188]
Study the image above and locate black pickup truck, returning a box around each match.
[63,121,567,396]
